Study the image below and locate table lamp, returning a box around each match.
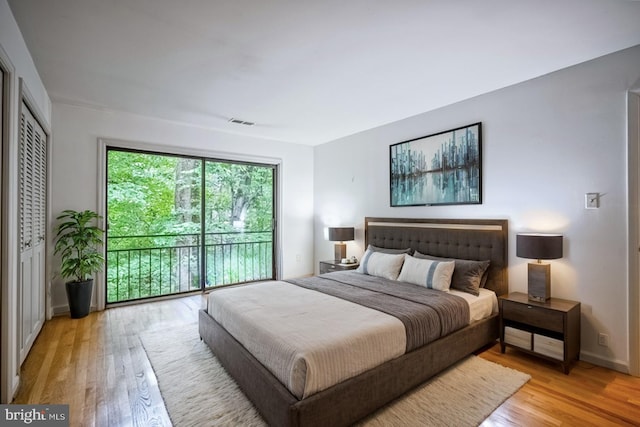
[328,227,354,261]
[516,233,563,302]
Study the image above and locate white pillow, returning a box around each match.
[356,249,405,280]
[397,254,455,291]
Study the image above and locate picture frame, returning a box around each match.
[390,122,482,207]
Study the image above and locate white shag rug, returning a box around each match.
[140,323,530,427]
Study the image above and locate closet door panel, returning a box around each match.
[18,102,46,364]
[32,118,46,331]
[19,253,33,352]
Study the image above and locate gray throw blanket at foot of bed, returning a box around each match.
[285,271,470,351]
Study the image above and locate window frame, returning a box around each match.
[98,139,281,308]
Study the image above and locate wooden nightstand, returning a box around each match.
[499,292,580,374]
[319,260,359,274]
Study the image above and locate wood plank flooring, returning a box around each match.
[13,295,202,426]
[481,348,640,426]
[12,295,640,426]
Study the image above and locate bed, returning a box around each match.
[199,217,508,426]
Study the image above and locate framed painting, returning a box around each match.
[390,122,482,207]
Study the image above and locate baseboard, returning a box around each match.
[580,350,629,374]
[2,374,20,404]
[10,374,19,403]
[51,304,97,317]
[51,304,69,317]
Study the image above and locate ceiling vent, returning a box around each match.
[228,118,255,126]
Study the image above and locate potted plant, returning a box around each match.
[54,209,105,318]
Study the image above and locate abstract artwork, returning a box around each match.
[390,123,482,206]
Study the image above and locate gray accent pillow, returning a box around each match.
[413,251,491,296]
[367,245,413,255]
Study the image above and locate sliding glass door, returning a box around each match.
[105,148,276,304]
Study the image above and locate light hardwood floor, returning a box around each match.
[13,295,640,426]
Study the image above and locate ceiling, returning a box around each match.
[8,0,640,146]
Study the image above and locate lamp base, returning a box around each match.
[334,243,346,261]
[528,262,550,302]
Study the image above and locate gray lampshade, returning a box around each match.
[516,233,563,260]
[328,227,354,242]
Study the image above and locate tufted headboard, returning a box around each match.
[365,217,509,296]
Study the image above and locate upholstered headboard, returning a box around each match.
[364,217,509,296]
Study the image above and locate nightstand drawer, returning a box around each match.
[319,261,359,274]
[504,327,532,350]
[320,263,339,274]
[502,300,564,333]
[534,334,564,360]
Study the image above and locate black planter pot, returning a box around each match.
[66,279,93,319]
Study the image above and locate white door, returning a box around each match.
[18,102,46,364]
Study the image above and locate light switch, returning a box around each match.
[585,193,599,209]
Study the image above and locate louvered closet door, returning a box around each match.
[18,102,46,364]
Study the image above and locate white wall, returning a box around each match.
[314,45,640,372]
[0,0,51,402]
[50,104,314,313]
[0,1,50,127]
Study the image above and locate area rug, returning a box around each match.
[140,323,530,427]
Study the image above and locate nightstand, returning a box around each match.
[499,292,580,374]
[319,260,359,274]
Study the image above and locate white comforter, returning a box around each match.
[207,281,406,399]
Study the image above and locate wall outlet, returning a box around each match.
[598,332,609,347]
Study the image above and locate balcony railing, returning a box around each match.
[106,231,273,303]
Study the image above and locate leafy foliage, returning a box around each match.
[54,210,105,283]
[105,150,275,303]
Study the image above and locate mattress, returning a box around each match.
[449,287,498,322]
[207,281,406,399]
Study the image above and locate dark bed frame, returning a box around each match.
[199,217,508,426]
